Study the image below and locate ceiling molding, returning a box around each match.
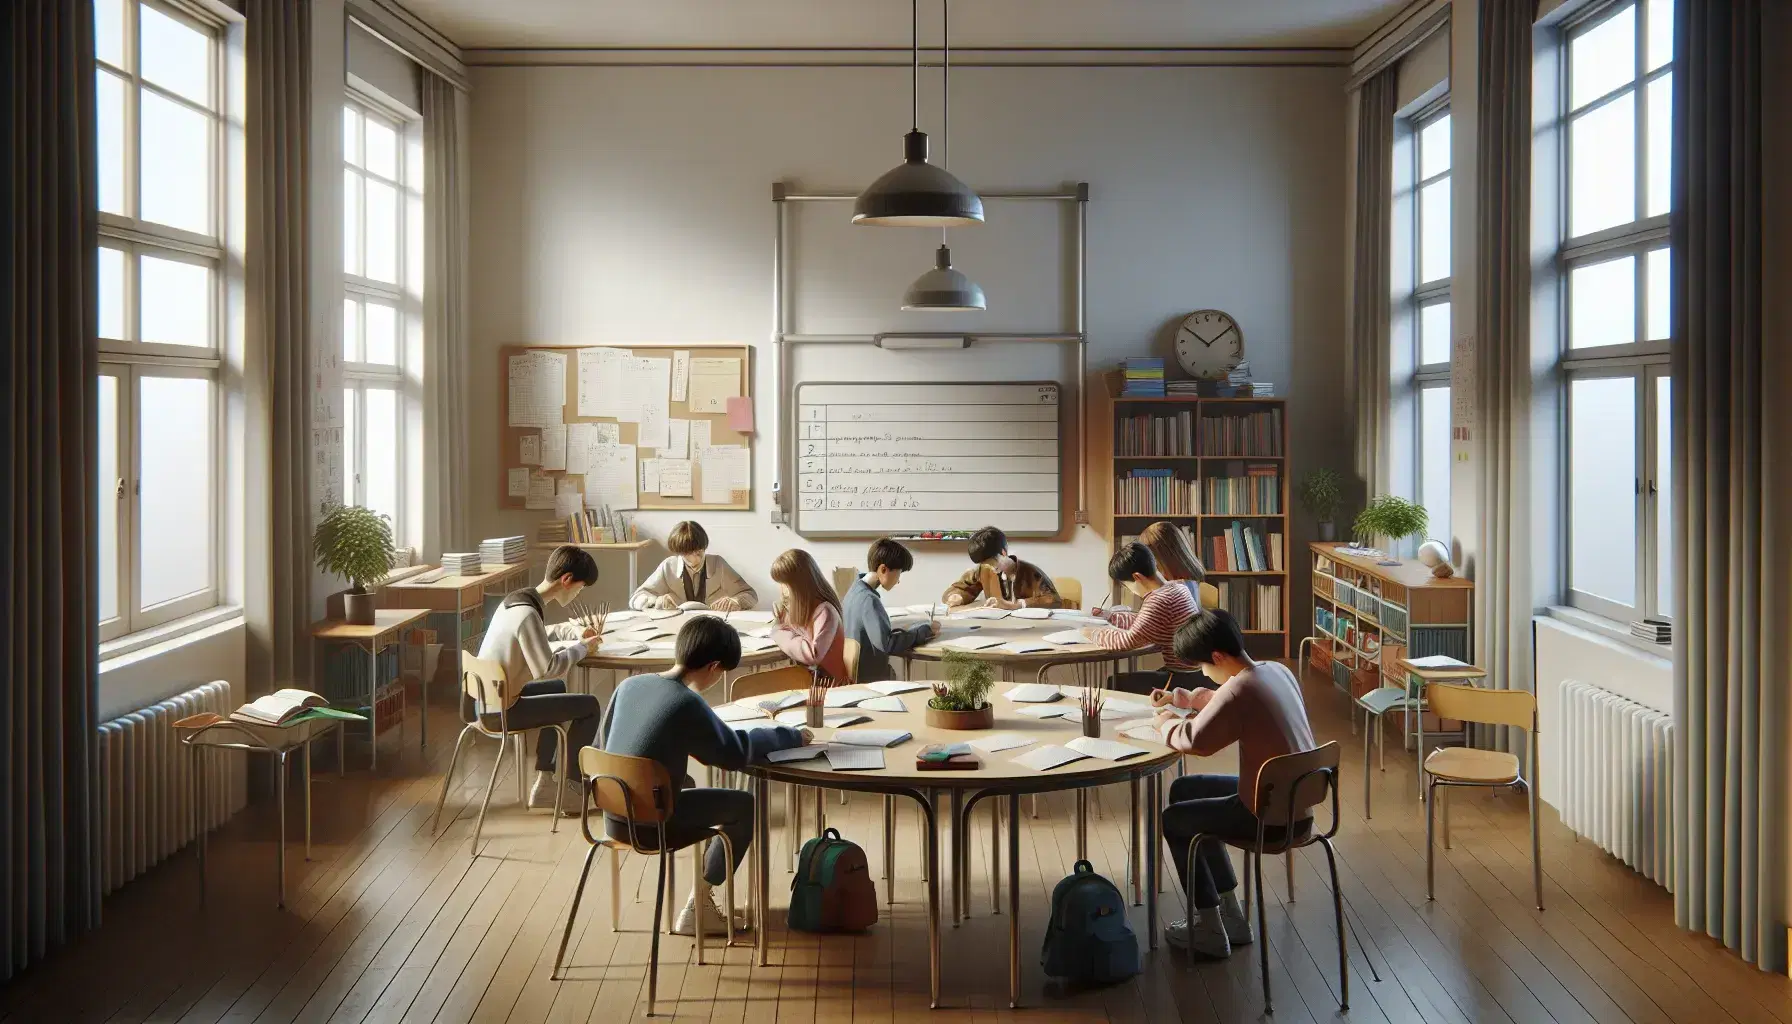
[1348,0,1450,90]
[462,45,1353,69]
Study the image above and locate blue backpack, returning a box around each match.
[1040,860,1140,985]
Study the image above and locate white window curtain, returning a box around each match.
[420,70,468,561]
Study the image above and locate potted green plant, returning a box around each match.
[314,504,397,625]
[1297,468,1344,542]
[1353,494,1430,560]
[926,650,997,730]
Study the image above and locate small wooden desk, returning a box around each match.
[379,561,532,748]
[310,609,428,770]
[532,539,653,594]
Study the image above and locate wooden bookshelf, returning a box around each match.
[1088,371,1291,658]
[1306,542,1474,699]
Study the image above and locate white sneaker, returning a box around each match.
[1166,912,1232,960]
[1219,890,1254,946]
[527,770,585,816]
[671,889,751,937]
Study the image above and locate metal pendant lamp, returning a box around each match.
[902,0,986,310]
[853,0,984,227]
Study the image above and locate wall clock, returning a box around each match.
[1174,309,1244,381]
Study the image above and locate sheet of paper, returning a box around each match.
[575,347,627,418]
[1001,640,1055,654]
[594,423,620,445]
[540,424,567,471]
[591,640,648,657]
[715,703,767,723]
[968,732,1035,753]
[647,609,684,621]
[726,396,754,433]
[507,467,529,497]
[1406,655,1471,669]
[662,419,690,460]
[733,719,787,733]
[619,625,676,640]
[603,610,641,623]
[755,693,804,713]
[641,458,661,493]
[1017,704,1074,719]
[686,357,740,414]
[525,471,556,510]
[689,418,712,454]
[566,422,595,475]
[1012,745,1089,772]
[855,695,909,713]
[586,443,638,511]
[508,351,566,427]
[671,350,691,402]
[657,459,693,498]
[554,490,583,517]
[1102,698,1150,716]
[1011,606,1053,620]
[1050,611,1106,626]
[725,609,775,623]
[1118,722,1163,743]
[867,680,929,695]
[638,403,670,452]
[823,689,878,708]
[774,710,870,729]
[939,635,1005,651]
[823,746,885,771]
[831,728,911,748]
[1043,629,1089,645]
[519,435,540,465]
[767,745,827,763]
[1065,736,1149,761]
[619,357,672,425]
[736,635,779,653]
[700,447,745,504]
[904,603,952,617]
[955,607,1010,620]
[1004,684,1063,703]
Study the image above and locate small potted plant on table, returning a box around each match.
[314,504,398,625]
[1298,468,1344,542]
[926,650,997,730]
[1353,494,1430,564]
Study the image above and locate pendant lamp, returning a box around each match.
[902,0,986,310]
[853,0,984,227]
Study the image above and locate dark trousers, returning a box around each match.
[473,680,600,773]
[1161,774,1283,909]
[1110,668,1212,697]
[606,786,754,886]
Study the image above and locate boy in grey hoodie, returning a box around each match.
[840,538,935,682]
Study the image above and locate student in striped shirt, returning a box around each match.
[1083,542,1205,695]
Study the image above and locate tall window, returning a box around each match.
[1393,102,1453,541]
[341,97,421,545]
[95,0,226,640]
[1559,0,1673,622]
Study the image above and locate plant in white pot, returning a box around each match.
[1353,494,1430,562]
[314,504,397,625]
[1298,469,1344,542]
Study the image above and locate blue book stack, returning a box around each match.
[1121,357,1166,397]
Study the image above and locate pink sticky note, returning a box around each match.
[726,396,755,434]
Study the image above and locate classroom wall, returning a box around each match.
[466,63,1349,619]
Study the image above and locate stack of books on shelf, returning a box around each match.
[1202,462,1281,515]
[1117,411,1195,456]
[480,536,527,565]
[1206,521,1284,572]
[1212,579,1283,631]
[1166,378,1203,397]
[1114,468,1199,516]
[1121,357,1166,397]
[537,519,570,543]
[1629,618,1671,644]
[1199,410,1284,456]
[441,552,483,575]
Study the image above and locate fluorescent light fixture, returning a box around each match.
[876,334,970,350]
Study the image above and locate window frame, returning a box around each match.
[1400,98,1453,541]
[96,0,229,642]
[1556,0,1674,623]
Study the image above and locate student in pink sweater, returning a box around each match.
[769,548,851,682]
[1150,609,1317,960]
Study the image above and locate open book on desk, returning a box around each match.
[231,689,364,727]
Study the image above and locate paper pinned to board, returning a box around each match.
[507,467,529,497]
[540,424,567,471]
[576,347,627,418]
[671,350,691,402]
[565,423,594,475]
[662,419,690,460]
[638,403,670,451]
[508,351,566,427]
[658,459,693,497]
[726,396,754,433]
[700,446,748,504]
[586,443,638,511]
[686,357,740,413]
[619,357,671,423]
[689,419,712,454]
[641,458,661,493]
[554,490,583,517]
[519,435,540,466]
[525,470,557,510]
[594,422,620,445]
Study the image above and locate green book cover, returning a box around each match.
[297,707,367,723]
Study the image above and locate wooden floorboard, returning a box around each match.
[7,667,1792,1023]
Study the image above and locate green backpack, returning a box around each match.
[788,828,879,932]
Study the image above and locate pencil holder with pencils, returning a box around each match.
[1077,663,1105,738]
[805,671,830,729]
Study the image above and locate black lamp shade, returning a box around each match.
[854,131,985,227]
[902,244,987,311]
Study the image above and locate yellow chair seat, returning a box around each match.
[1424,746,1520,784]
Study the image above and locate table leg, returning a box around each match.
[949,788,963,925]
[813,785,825,839]
[1146,778,1161,954]
[1363,711,1374,818]
[1008,792,1020,1008]
[1130,777,1142,906]
[754,775,770,966]
[276,749,289,909]
[417,622,428,752]
[1076,789,1088,861]
[337,723,346,776]
[195,744,206,905]
[921,791,941,1008]
[882,795,895,897]
[368,641,380,772]
[990,798,1000,915]
[304,737,313,861]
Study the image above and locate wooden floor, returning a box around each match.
[5,668,1790,1024]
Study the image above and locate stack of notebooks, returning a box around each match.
[1121,357,1166,397]
[480,536,527,564]
[1629,618,1671,644]
[1166,379,1203,396]
[441,552,482,575]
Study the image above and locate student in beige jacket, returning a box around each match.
[629,520,759,611]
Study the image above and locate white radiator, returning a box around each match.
[1558,679,1674,890]
[97,680,241,896]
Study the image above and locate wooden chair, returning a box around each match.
[832,566,858,602]
[1422,682,1542,910]
[841,636,862,683]
[728,665,819,866]
[431,655,571,858]
[1197,580,1220,611]
[1181,741,1350,1015]
[552,748,739,1015]
[1055,576,1084,609]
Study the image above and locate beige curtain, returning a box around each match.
[1472,0,1534,723]
[1672,0,1792,973]
[1347,70,1397,512]
[0,0,102,979]
[421,71,468,561]
[245,0,314,693]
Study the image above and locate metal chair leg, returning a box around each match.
[610,846,622,931]
[1318,836,1349,1011]
[1285,851,1295,902]
[514,733,527,804]
[694,844,707,966]
[1256,850,1272,1013]
[472,739,506,858]
[666,851,677,934]
[1425,777,1438,901]
[648,851,667,1016]
[1442,785,1452,850]
[549,724,570,832]
[1362,712,1374,818]
[553,842,601,979]
[432,725,475,834]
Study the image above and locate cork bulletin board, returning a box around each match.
[499,343,754,512]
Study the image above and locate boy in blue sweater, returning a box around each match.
[601,616,811,935]
[841,538,935,682]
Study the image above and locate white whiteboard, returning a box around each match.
[794,382,1061,537]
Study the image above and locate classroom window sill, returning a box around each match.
[1542,606,1673,663]
[100,605,245,666]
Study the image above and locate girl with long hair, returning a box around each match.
[769,548,851,682]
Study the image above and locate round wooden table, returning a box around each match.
[900,608,1156,682]
[739,690,1180,1009]
[574,609,790,681]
